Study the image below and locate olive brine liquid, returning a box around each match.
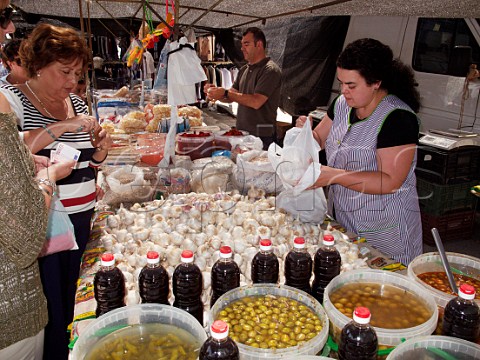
[94,253,126,318]
[211,246,240,307]
[284,237,312,294]
[311,234,341,304]
[173,250,204,326]
[138,251,169,304]
[251,239,279,284]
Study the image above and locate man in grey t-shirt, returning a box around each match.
[205,27,282,149]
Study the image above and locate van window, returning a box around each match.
[413,18,479,76]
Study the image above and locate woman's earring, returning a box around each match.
[37,71,41,77]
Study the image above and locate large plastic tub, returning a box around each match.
[175,131,214,160]
[386,335,480,359]
[71,304,207,360]
[210,284,329,359]
[408,252,480,309]
[214,129,249,151]
[323,269,438,349]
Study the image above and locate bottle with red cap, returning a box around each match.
[94,253,126,317]
[173,250,204,325]
[199,320,239,360]
[284,237,313,294]
[251,239,279,284]
[442,283,480,342]
[311,233,341,304]
[338,307,378,360]
[138,250,169,305]
[211,246,240,307]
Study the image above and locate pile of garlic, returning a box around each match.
[99,190,368,307]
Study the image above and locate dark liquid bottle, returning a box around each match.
[211,246,240,307]
[251,239,279,284]
[199,320,239,360]
[442,283,480,342]
[173,250,204,326]
[94,253,126,318]
[285,237,313,294]
[311,234,341,304]
[138,251,169,305]
[338,307,378,360]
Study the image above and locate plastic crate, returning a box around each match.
[421,209,475,245]
[416,178,478,215]
[415,145,480,184]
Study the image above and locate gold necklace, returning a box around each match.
[25,81,68,120]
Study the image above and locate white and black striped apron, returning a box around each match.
[325,95,422,265]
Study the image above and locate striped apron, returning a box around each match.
[325,95,422,265]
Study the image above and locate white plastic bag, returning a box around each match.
[232,150,283,195]
[268,119,327,223]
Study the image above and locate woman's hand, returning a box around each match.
[64,115,97,133]
[92,124,112,151]
[36,160,75,183]
[295,115,309,128]
[308,165,344,189]
[32,154,51,174]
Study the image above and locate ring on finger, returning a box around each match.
[76,125,84,132]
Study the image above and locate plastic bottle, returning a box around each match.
[284,237,313,294]
[338,307,378,360]
[211,246,240,307]
[199,320,240,360]
[251,239,279,284]
[311,234,341,304]
[94,253,126,318]
[442,283,480,342]
[138,250,169,305]
[173,250,204,326]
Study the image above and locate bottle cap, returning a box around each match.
[323,234,335,246]
[353,307,371,324]
[146,251,160,264]
[181,250,194,263]
[220,246,233,259]
[101,253,115,267]
[459,284,476,300]
[260,239,272,251]
[293,237,306,249]
[211,320,229,340]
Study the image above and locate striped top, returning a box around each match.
[0,85,102,214]
[325,94,422,265]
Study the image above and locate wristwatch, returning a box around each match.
[224,89,229,99]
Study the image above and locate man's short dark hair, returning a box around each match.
[243,27,266,49]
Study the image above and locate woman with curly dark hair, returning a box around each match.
[296,38,422,265]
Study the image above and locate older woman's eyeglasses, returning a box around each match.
[0,6,13,29]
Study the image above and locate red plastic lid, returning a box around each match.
[260,239,272,247]
[101,253,115,266]
[181,250,194,263]
[146,251,160,264]
[211,320,229,340]
[459,284,476,300]
[353,307,371,324]
[147,251,159,259]
[323,234,335,245]
[220,246,233,258]
[293,237,306,248]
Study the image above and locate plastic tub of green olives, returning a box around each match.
[210,284,329,359]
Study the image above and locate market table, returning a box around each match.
[68,205,405,352]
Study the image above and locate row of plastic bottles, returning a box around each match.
[94,234,342,322]
[255,234,341,304]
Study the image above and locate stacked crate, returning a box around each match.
[416,145,480,245]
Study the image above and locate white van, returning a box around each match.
[329,17,480,134]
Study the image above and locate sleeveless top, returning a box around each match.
[325,94,422,265]
[0,84,102,214]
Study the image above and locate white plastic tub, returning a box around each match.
[386,335,480,359]
[71,304,207,360]
[210,284,329,359]
[323,269,438,348]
